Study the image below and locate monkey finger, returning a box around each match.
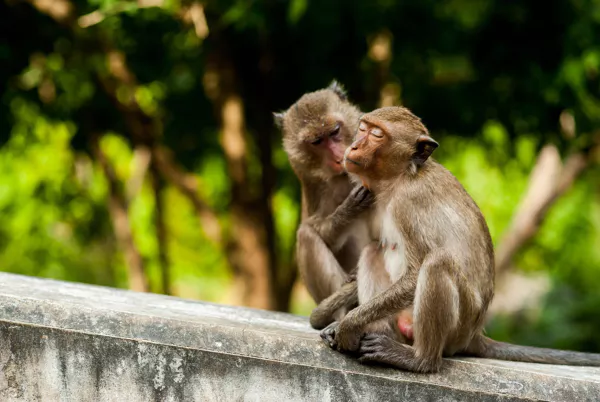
[360,189,374,206]
[320,322,339,349]
[358,333,392,355]
[320,332,337,349]
[358,352,394,366]
[351,186,368,201]
[359,186,371,201]
[356,186,372,203]
[358,336,390,365]
[344,186,373,213]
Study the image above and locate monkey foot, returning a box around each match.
[320,321,339,350]
[357,333,399,366]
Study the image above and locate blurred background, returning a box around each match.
[1,0,599,352]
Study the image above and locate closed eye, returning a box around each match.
[311,137,323,145]
[370,127,383,138]
[329,123,341,137]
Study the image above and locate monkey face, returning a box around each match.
[298,114,351,176]
[278,87,361,181]
[343,116,391,179]
[344,107,439,180]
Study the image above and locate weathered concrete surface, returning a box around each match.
[0,273,598,401]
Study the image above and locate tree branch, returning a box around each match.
[495,142,597,275]
[151,147,222,243]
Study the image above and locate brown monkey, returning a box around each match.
[274,81,373,328]
[320,106,600,372]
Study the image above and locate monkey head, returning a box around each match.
[344,106,439,186]
[274,81,362,181]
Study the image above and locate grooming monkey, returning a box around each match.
[319,106,600,373]
[274,81,372,327]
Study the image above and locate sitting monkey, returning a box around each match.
[319,106,600,373]
[274,81,373,328]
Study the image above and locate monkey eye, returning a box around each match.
[311,137,323,145]
[370,127,383,138]
[329,123,341,137]
[358,122,367,132]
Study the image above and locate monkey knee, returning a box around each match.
[413,266,460,351]
[416,269,460,321]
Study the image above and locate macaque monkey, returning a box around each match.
[320,106,600,372]
[274,81,372,327]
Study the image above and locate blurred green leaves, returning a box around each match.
[288,0,308,24]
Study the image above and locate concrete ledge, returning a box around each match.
[0,273,598,401]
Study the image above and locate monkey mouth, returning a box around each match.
[328,160,344,173]
[344,157,361,166]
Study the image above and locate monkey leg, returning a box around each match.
[297,223,349,302]
[319,243,386,344]
[311,281,358,329]
[358,250,459,373]
[297,223,356,328]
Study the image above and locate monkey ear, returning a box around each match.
[273,112,285,129]
[328,80,347,101]
[413,135,439,166]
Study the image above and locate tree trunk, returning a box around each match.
[203,40,276,309]
[151,163,171,295]
[221,93,274,310]
[92,135,149,292]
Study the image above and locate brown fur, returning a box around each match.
[320,106,600,372]
[275,82,371,328]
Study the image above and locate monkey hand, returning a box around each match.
[307,186,374,244]
[332,313,362,352]
[340,185,374,216]
[320,320,361,353]
[320,321,339,350]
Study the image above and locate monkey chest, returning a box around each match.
[378,208,408,281]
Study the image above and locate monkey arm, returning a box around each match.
[307,186,373,247]
[310,281,358,329]
[332,265,420,352]
[343,269,417,328]
[296,223,352,310]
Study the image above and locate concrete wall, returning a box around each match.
[0,273,598,401]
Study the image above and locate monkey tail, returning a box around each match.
[465,334,600,366]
